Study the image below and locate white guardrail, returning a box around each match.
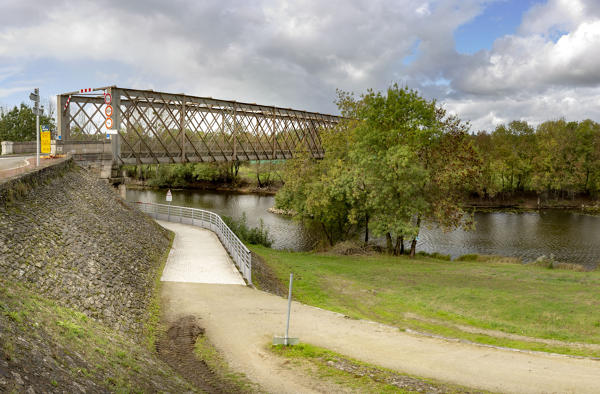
[135,201,252,285]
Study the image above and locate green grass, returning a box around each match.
[250,246,600,357]
[144,229,175,350]
[0,279,193,392]
[270,343,484,393]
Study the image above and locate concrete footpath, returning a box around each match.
[158,221,244,285]
[159,221,600,394]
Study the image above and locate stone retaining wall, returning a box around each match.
[0,162,171,333]
[1,141,36,155]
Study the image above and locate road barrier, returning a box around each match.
[135,201,252,285]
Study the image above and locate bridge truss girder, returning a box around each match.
[57,86,340,165]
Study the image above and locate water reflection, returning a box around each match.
[127,188,600,269]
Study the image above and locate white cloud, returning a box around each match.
[1,0,600,131]
[416,3,431,17]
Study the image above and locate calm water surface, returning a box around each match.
[128,189,600,269]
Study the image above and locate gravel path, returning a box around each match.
[161,224,600,394]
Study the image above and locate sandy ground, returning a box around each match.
[159,221,600,394]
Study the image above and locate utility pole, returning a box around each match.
[29,88,40,167]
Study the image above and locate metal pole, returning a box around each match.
[285,272,293,345]
[35,107,39,167]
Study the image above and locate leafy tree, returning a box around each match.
[0,103,54,142]
[277,84,481,256]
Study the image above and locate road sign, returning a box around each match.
[104,93,112,105]
[106,130,118,135]
[105,105,113,117]
[40,128,51,154]
[166,189,172,202]
[105,118,113,129]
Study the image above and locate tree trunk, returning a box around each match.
[256,171,263,188]
[394,236,403,256]
[321,223,333,247]
[385,233,393,254]
[400,235,404,255]
[409,238,417,258]
[364,213,369,243]
[409,216,421,258]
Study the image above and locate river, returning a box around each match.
[127,188,600,269]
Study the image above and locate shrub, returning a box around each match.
[330,240,370,256]
[222,213,272,247]
[456,254,479,261]
[416,251,451,261]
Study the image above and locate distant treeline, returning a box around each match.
[471,119,600,198]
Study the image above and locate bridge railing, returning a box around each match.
[134,201,252,285]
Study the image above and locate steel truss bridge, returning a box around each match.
[57,86,341,165]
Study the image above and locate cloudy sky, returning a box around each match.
[1,0,599,131]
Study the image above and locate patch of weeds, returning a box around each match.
[50,379,58,387]
[533,254,587,272]
[4,310,24,323]
[416,251,451,261]
[271,343,476,393]
[144,230,174,351]
[56,320,86,339]
[1,338,15,361]
[455,254,478,261]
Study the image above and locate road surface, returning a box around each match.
[0,155,31,172]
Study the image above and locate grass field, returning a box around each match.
[250,246,600,357]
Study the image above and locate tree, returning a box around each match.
[277,84,481,256]
[0,103,54,142]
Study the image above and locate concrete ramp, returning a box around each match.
[158,221,245,285]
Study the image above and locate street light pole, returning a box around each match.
[29,88,40,167]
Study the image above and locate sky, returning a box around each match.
[1,0,600,132]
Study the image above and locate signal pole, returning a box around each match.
[29,88,40,167]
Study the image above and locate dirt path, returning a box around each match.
[161,282,600,394]
[157,221,600,393]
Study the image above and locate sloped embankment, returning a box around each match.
[0,162,169,332]
[0,161,195,392]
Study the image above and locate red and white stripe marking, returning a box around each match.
[63,95,72,112]
[79,88,94,93]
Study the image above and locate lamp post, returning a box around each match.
[29,88,40,167]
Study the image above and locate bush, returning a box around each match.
[222,213,272,247]
[330,241,370,256]
[455,254,479,261]
[416,251,451,261]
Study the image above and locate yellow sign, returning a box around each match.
[40,131,51,153]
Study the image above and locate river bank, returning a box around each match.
[250,245,600,358]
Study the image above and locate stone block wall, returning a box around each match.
[0,161,171,333]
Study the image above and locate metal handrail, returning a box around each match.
[134,201,252,285]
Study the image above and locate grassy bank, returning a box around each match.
[0,279,192,392]
[250,246,600,357]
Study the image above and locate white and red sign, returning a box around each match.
[166,189,172,202]
[105,105,113,117]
